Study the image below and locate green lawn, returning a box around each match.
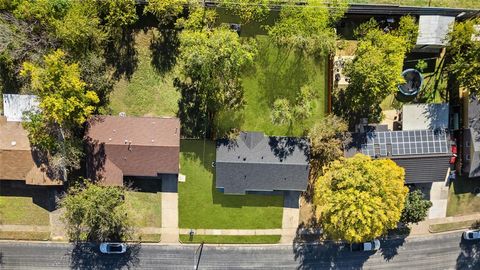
[217,36,327,137]
[0,231,50,241]
[429,220,479,233]
[109,28,179,117]
[178,140,284,229]
[447,177,480,217]
[125,191,162,228]
[0,196,50,225]
[180,234,281,244]
[348,0,479,8]
[109,28,327,137]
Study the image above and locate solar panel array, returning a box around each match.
[361,130,449,157]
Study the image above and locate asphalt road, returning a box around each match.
[0,232,479,269]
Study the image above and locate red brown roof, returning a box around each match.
[0,117,62,186]
[85,116,180,185]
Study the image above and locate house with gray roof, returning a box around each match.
[462,97,480,178]
[215,132,309,195]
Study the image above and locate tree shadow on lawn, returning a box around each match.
[255,41,322,106]
[105,28,138,81]
[149,28,179,76]
[69,243,140,270]
[456,237,480,269]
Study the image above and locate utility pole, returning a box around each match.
[194,241,205,270]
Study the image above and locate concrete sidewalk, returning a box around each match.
[178,228,282,235]
[410,213,480,235]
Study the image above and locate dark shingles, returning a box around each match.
[215,132,309,195]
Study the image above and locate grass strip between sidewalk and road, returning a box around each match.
[131,233,162,243]
[0,231,50,241]
[429,220,480,233]
[179,234,281,244]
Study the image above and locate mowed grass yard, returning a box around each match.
[109,29,179,118]
[447,177,480,217]
[125,191,162,228]
[0,196,50,225]
[178,140,284,229]
[217,36,327,137]
[109,30,327,137]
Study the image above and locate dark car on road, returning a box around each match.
[350,239,380,252]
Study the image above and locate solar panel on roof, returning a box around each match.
[360,130,449,157]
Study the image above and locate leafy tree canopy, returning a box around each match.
[220,0,270,23]
[267,0,347,57]
[334,16,418,126]
[446,18,480,95]
[308,115,349,177]
[144,0,189,25]
[61,180,132,242]
[21,50,98,176]
[176,27,256,137]
[400,189,432,225]
[314,154,408,243]
[271,84,317,126]
[21,49,99,126]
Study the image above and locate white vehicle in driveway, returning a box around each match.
[350,239,381,251]
[99,243,127,254]
[463,230,480,240]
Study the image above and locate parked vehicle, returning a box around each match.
[350,239,381,251]
[99,243,127,254]
[463,230,480,240]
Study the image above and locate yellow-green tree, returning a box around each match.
[314,154,408,243]
[21,49,99,127]
[21,49,99,177]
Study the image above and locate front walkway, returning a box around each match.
[280,191,301,243]
[160,175,179,243]
[428,181,449,219]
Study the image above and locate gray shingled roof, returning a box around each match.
[215,132,309,195]
[465,98,480,178]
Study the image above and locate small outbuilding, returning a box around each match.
[402,103,449,131]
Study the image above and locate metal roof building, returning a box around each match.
[345,130,452,184]
[2,94,39,122]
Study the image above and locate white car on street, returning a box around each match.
[99,243,127,254]
[463,230,480,240]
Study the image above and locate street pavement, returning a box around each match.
[0,232,479,269]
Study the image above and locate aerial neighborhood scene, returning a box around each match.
[0,0,479,269]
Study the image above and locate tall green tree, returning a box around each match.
[176,27,256,137]
[271,84,317,126]
[334,17,418,126]
[267,0,347,58]
[21,50,99,126]
[220,0,270,23]
[144,0,188,25]
[308,115,349,179]
[446,19,480,96]
[21,50,99,176]
[61,180,132,242]
[400,190,432,225]
[314,154,408,243]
